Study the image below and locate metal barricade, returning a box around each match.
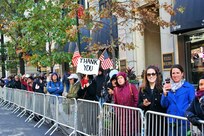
[33,92,45,128]
[44,94,58,135]
[57,96,77,135]
[102,103,144,136]
[12,89,22,114]
[77,99,100,136]
[3,88,13,108]
[15,89,26,114]
[0,87,6,105]
[0,87,3,102]
[34,92,45,116]
[144,110,204,136]
[45,94,58,121]
[24,91,35,122]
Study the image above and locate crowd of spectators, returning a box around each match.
[1,64,204,135]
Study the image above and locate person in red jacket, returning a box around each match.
[113,72,139,136]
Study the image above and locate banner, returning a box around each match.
[76,58,100,75]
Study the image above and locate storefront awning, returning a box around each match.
[170,0,204,34]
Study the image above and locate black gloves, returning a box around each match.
[190,117,201,126]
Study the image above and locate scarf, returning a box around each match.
[171,79,185,92]
[195,90,204,100]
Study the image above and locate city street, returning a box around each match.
[0,106,65,136]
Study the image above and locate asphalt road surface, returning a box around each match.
[0,106,65,136]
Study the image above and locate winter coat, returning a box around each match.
[32,78,44,93]
[114,82,139,107]
[186,97,204,131]
[95,74,106,97]
[77,80,97,101]
[67,81,81,98]
[46,81,63,96]
[13,80,22,89]
[138,87,166,113]
[161,81,195,120]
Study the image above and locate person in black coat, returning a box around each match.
[77,74,97,101]
[12,75,22,89]
[138,65,166,136]
[138,65,165,113]
[186,76,204,132]
[32,76,45,93]
[95,68,106,100]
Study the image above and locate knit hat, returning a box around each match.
[109,69,119,79]
[117,72,127,81]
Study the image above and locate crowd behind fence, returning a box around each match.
[0,87,204,136]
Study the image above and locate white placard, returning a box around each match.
[76,58,100,75]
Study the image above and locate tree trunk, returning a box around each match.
[1,33,6,77]
[19,53,25,75]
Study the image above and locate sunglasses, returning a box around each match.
[147,73,156,77]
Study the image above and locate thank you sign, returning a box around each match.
[76,58,100,75]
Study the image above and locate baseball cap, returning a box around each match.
[68,74,78,79]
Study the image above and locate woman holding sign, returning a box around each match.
[77,74,97,100]
[77,74,98,135]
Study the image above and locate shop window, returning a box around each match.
[191,43,204,84]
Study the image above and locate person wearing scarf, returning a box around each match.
[186,76,204,133]
[161,64,195,136]
[113,72,139,136]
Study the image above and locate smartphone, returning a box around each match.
[165,78,170,84]
[164,78,171,91]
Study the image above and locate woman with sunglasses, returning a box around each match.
[138,65,166,135]
[161,64,195,136]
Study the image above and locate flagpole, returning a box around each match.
[76,0,81,53]
[100,48,106,57]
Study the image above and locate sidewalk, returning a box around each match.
[0,106,65,136]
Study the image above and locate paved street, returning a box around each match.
[0,106,65,136]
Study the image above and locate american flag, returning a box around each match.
[99,50,113,70]
[72,45,81,67]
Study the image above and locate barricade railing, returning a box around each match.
[1,87,204,136]
[0,87,6,105]
[33,92,45,128]
[57,97,77,134]
[14,90,26,114]
[77,99,100,136]
[3,88,13,108]
[145,110,204,136]
[102,103,144,136]
[0,87,3,101]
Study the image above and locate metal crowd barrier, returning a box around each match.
[77,99,100,136]
[102,102,144,136]
[145,110,204,136]
[0,87,6,105]
[1,87,204,136]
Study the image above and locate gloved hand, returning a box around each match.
[189,116,201,126]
